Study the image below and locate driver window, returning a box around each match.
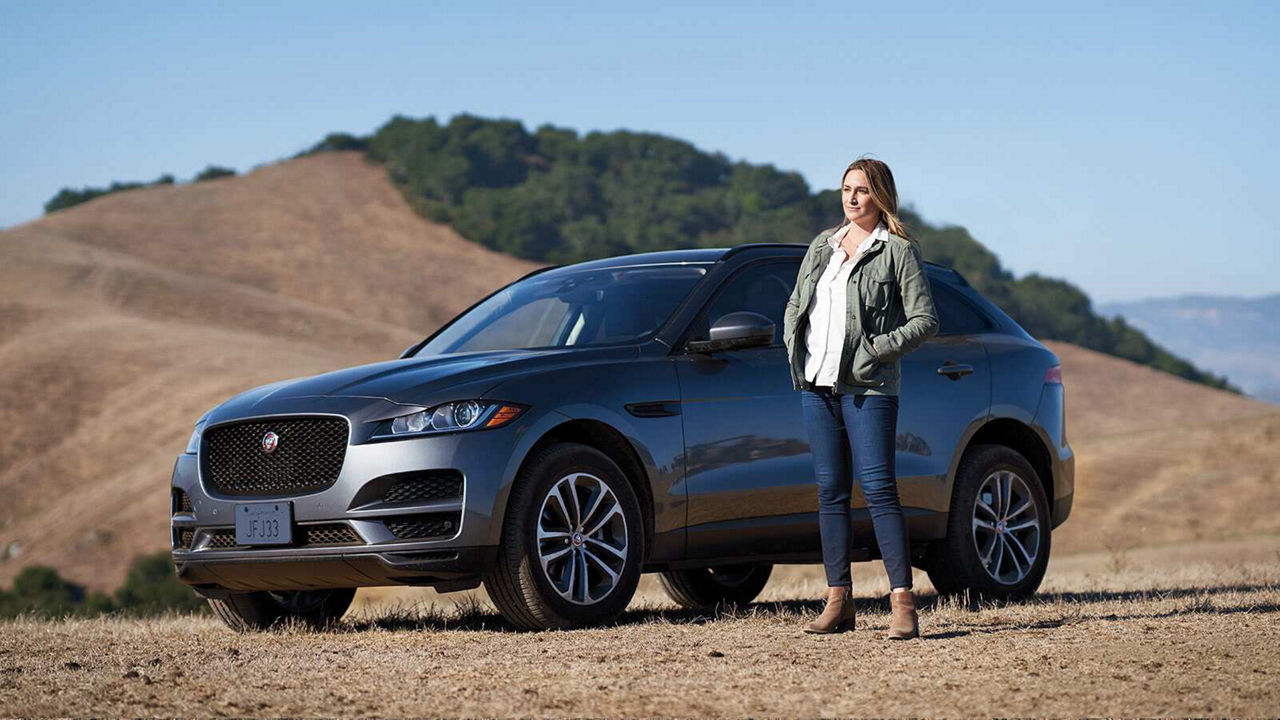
[690,261,799,346]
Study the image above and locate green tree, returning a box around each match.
[194,165,236,182]
[113,552,206,615]
[0,566,112,618]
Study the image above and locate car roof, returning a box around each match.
[554,243,963,285]
[552,247,729,271]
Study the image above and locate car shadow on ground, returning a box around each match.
[336,580,1280,635]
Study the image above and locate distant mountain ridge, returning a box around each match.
[1098,293,1280,404]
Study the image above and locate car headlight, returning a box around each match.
[185,418,207,454]
[372,400,527,440]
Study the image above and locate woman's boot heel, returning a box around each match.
[803,586,856,634]
[887,589,919,640]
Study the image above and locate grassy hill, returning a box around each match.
[0,152,539,589]
[2,152,1275,592]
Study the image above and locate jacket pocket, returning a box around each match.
[848,334,883,384]
[861,269,894,310]
[860,268,894,336]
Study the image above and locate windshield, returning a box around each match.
[414,264,709,355]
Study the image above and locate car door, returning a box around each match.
[891,279,993,540]
[674,266,994,561]
[673,259,820,560]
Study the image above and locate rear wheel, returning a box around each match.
[484,443,644,630]
[659,565,773,610]
[926,444,1051,601]
[208,588,355,632]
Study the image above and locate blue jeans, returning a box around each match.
[800,386,912,590]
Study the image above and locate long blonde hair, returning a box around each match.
[840,157,911,241]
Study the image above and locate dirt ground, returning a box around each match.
[3,536,1277,717]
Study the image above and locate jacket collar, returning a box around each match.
[814,220,889,272]
[826,220,889,252]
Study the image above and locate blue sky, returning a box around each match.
[2,1,1276,303]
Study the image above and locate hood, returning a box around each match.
[217,346,639,412]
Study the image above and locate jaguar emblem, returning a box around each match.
[261,431,280,454]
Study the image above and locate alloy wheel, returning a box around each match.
[971,469,1041,585]
[536,471,629,605]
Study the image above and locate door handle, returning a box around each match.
[936,362,974,380]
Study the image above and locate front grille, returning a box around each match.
[199,523,361,550]
[173,489,193,514]
[384,512,460,541]
[303,523,360,545]
[207,529,239,548]
[179,529,194,549]
[202,417,348,497]
[383,471,464,505]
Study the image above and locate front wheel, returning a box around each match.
[926,444,1051,601]
[484,443,644,630]
[659,565,773,610]
[208,588,355,632]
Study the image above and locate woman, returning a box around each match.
[781,157,939,638]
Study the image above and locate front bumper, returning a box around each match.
[175,546,498,594]
[170,396,542,593]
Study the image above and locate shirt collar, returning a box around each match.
[826,220,889,251]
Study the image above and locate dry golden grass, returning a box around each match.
[1057,411,1280,555]
[3,537,1277,716]
[1042,339,1274,441]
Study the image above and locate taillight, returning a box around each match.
[1044,364,1062,385]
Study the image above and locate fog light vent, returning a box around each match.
[384,512,460,540]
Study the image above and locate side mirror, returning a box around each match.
[686,311,775,354]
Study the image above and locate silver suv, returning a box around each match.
[170,243,1074,630]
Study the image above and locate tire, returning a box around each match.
[483,443,645,630]
[658,565,773,610]
[208,588,356,632]
[926,444,1051,602]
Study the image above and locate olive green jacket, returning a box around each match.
[782,225,940,396]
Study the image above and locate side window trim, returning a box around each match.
[932,280,997,336]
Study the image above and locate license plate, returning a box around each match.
[235,502,293,545]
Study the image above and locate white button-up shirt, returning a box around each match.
[803,220,890,387]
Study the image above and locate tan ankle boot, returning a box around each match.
[803,586,855,634]
[887,589,919,639]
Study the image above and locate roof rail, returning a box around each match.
[722,243,959,272]
[719,242,808,261]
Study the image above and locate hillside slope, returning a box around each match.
[0,153,541,589]
[0,152,1274,590]
[1097,294,1280,403]
[1042,340,1279,554]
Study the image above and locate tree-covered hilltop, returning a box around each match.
[321,114,1235,393]
[42,166,237,213]
[355,116,831,262]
